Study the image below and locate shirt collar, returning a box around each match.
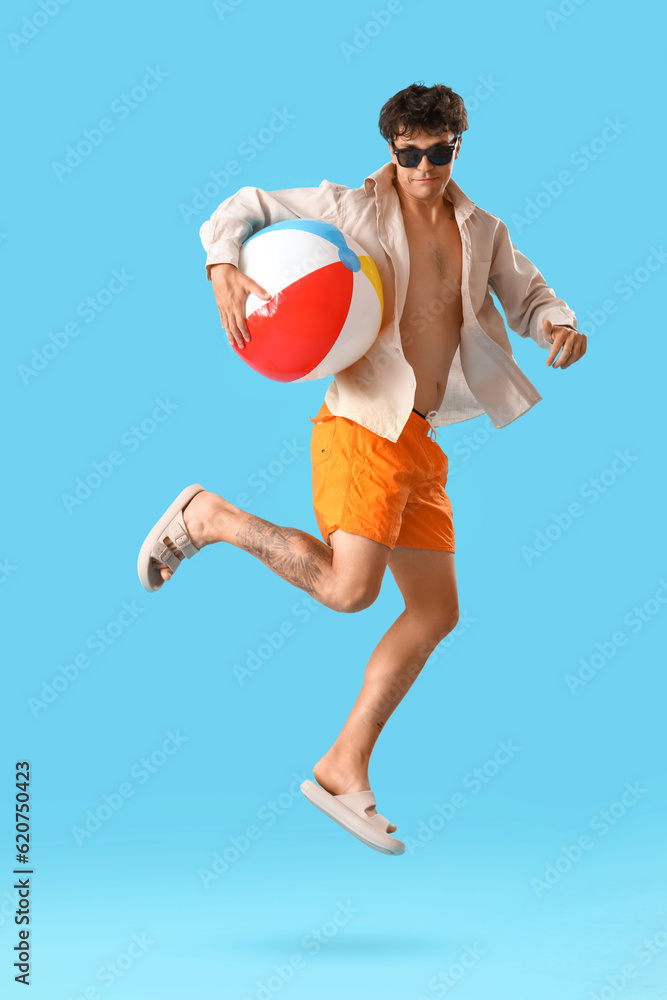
[363,161,476,222]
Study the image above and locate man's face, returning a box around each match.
[388,127,461,201]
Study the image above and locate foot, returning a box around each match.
[153,490,235,584]
[313,749,397,833]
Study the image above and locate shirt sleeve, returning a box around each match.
[199,180,347,280]
[488,219,578,350]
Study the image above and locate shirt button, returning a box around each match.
[409,381,415,387]
[395,347,400,354]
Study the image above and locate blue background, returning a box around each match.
[3,0,666,997]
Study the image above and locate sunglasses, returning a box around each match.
[390,137,461,168]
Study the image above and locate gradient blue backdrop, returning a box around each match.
[3,1,666,997]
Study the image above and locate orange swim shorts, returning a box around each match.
[309,401,455,552]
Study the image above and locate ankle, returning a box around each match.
[208,500,239,543]
[319,743,370,773]
[313,755,369,796]
[184,492,238,547]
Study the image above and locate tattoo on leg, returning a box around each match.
[376,720,385,733]
[235,517,327,597]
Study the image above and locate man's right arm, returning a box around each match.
[199,179,347,280]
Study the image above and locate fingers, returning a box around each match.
[558,336,586,368]
[556,332,586,369]
[211,267,248,349]
[251,280,272,301]
[546,329,587,369]
[218,302,250,349]
[213,275,272,350]
[215,281,253,348]
[545,339,558,367]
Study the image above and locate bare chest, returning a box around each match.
[400,207,464,343]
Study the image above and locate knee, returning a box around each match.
[420,607,460,646]
[334,582,381,614]
[436,607,459,640]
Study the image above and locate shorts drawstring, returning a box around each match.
[425,410,439,442]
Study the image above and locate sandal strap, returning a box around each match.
[150,509,198,571]
[336,790,395,833]
[336,790,376,811]
[366,811,393,833]
[153,545,180,572]
[164,511,199,559]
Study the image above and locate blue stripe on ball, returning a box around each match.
[337,246,360,271]
[243,218,351,254]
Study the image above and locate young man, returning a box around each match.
[137,83,585,856]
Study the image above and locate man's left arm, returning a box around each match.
[488,219,587,369]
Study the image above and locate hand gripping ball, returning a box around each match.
[234,219,384,382]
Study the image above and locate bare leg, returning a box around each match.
[313,548,459,830]
[152,490,390,614]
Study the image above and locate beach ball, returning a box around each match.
[234,219,383,381]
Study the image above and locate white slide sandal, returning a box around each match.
[137,483,205,592]
[300,778,405,855]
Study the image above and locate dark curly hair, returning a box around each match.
[378,82,469,142]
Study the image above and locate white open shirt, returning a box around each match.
[200,160,578,443]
